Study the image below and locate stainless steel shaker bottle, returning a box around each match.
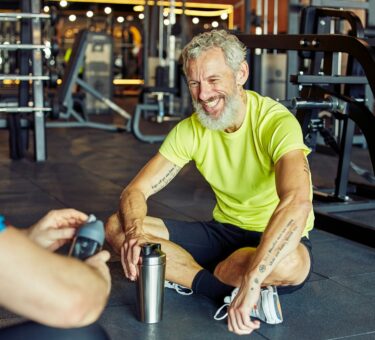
[137,243,166,323]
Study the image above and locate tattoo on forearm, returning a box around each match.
[303,158,310,174]
[251,278,259,291]
[261,219,300,270]
[151,165,180,193]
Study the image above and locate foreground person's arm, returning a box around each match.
[0,227,111,328]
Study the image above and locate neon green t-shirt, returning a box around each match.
[159,91,314,236]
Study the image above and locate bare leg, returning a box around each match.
[105,213,202,288]
[213,244,310,288]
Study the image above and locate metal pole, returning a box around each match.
[245,0,252,34]
[31,0,46,161]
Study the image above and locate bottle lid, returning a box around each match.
[77,219,105,246]
[140,243,166,265]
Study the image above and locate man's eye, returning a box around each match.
[189,82,198,88]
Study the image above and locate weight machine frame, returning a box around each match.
[46,29,131,131]
[237,32,375,246]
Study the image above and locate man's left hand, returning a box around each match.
[26,209,88,251]
[227,282,261,335]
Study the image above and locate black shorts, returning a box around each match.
[163,219,313,295]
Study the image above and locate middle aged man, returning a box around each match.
[106,29,314,336]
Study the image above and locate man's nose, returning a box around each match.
[198,83,212,102]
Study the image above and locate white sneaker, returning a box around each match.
[165,280,193,296]
[214,285,283,325]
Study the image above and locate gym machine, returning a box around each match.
[0,0,59,161]
[132,0,190,143]
[46,29,131,131]
[238,11,375,246]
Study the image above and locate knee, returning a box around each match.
[213,249,251,284]
[105,213,124,253]
[213,260,226,280]
[274,247,309,283]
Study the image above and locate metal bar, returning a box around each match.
[0,107,51,112]
[0,44,47,50]
[244,0,251,33]
[47,121,125,131]
[286,0,302,99]
[0,118,29,128]
[315,200,375,213]
[0,12,50,19]
[132,104,166,143]
[31,0,47,162]
[236,34,375,97]
[291,99,336,110]
[335,118,355,199]
[311,0,369,10]
[291,75,368,85]
[0,75,49,80]
[76,77,131,120]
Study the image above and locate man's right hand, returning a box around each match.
[105,213,145,281]
[121,220,146,281]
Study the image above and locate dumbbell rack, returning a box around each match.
[0,0,49,161]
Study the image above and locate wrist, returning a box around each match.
[244,268,264,288]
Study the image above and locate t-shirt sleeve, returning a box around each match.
[261,104,311,163]
[0,215,6,233]
[159,118,195,167]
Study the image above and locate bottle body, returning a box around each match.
[69,235,102,260]
[68,217,105,260]
[137,243,166,323]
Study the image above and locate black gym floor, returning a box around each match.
[0,99,374,340]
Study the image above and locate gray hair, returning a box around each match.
[181,30,247,75]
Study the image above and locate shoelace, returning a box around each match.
[213,288,261,321]
[165,281,193,296]
[214,302,230,320]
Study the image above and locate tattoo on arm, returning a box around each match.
[261,219,300,269]
[303,158,310,174]
[259,264,266,273]
[151,165,180,194]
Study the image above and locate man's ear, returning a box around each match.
[236,61,249,86]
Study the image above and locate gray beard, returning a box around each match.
[193,93,241,131]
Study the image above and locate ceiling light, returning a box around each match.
[133,5,144,12]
